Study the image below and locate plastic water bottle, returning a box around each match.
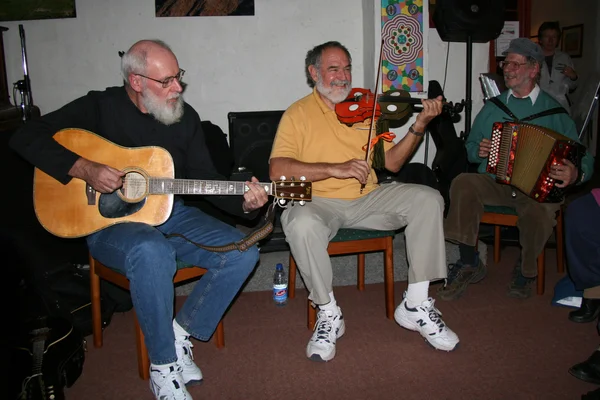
[273,263,288,306]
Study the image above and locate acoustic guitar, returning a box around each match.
[33,129,312,238]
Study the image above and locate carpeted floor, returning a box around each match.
[66,245,599,400]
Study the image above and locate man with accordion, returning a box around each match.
[440,38,594,300]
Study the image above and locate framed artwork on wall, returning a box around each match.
[156,0,255,17]
[561,24,583,58]
[0,0,76,22]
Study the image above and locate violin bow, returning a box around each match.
[361,39,385,194]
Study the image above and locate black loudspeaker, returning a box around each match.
[433,0,505,43]
[227,110,285,183]
[227,110,289,254]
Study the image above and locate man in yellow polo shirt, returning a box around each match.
[269,41,459,362]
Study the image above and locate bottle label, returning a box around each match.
[273,283,288,303]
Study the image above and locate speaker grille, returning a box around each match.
[227,111,285,182]
[433,0,506,43]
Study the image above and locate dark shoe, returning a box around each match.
[437,254,487,301]
[569,350,600,385]
[507,265,535,299]
[570,299,600,323]
[582,386,600,400]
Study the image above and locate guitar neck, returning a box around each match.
[148,179,273,196]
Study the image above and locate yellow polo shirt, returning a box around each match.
[270,88,393,200]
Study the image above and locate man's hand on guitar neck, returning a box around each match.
[242,177,269,213]
[68,157,125,193]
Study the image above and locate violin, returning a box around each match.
[335,88,464,126]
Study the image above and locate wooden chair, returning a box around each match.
[288,229,396,330]
[479,205,565,295]
[89,255,225,380]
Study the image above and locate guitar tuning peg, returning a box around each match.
[300,176,306,181]
[299,200,305,206]
[278,198,287,206]
[291,176,295,181]
[279,175,286,181]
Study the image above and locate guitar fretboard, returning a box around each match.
[148,179,273,196]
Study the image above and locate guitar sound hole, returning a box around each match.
[121,171,147,201]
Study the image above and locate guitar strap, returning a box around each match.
[488,96,568,122]
[165,203,276,253]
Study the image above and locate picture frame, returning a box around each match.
[561,24,583,58]
[155,0,254,17]
[0,0,76,22]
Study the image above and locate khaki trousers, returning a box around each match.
[280,183,447,305]
[444,173,561,277]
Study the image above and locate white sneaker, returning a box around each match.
[149,364,192,400]
[175,337,203,386]
[306,306,346,362]
[394,296,459,352]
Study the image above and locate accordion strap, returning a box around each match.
[520,107,568,122]
[488,96,568,123]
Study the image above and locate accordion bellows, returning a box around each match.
[486,122,584,203]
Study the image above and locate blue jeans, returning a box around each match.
[87,200,259,365]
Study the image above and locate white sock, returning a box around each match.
[318,292,338,313]
[406,281,430,308]
[173,319,189,340]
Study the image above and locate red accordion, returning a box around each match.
[486,122,584,203]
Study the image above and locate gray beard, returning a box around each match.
[141,88,184,126]
[316,78,351,105]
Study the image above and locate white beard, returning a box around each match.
[141,87,184,126]
[315,75,351,105]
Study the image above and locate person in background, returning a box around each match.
[441,38,594,301]
[538,21,578,114]
[565,189,600,398]
[9,39,268,400]
[270,41,459,363]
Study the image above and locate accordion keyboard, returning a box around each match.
[488,123,514,181]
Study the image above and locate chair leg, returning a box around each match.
[357,254,365,291]
[214,320,225,349]
[289,255,296,299]
[89,256,104,348]
[383,237,395,320]
[537,250,545,296]
[307,301,316,330]
[134,311,150,380]
[556,210,565,273]
[494,226,501,263]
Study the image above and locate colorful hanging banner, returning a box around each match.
[381,0,425,92]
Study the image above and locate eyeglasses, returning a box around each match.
[135,69,185,88]
[498,61,528,70]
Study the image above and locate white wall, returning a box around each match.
[2,0,489,166]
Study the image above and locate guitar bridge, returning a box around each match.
[86,184,96,205]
